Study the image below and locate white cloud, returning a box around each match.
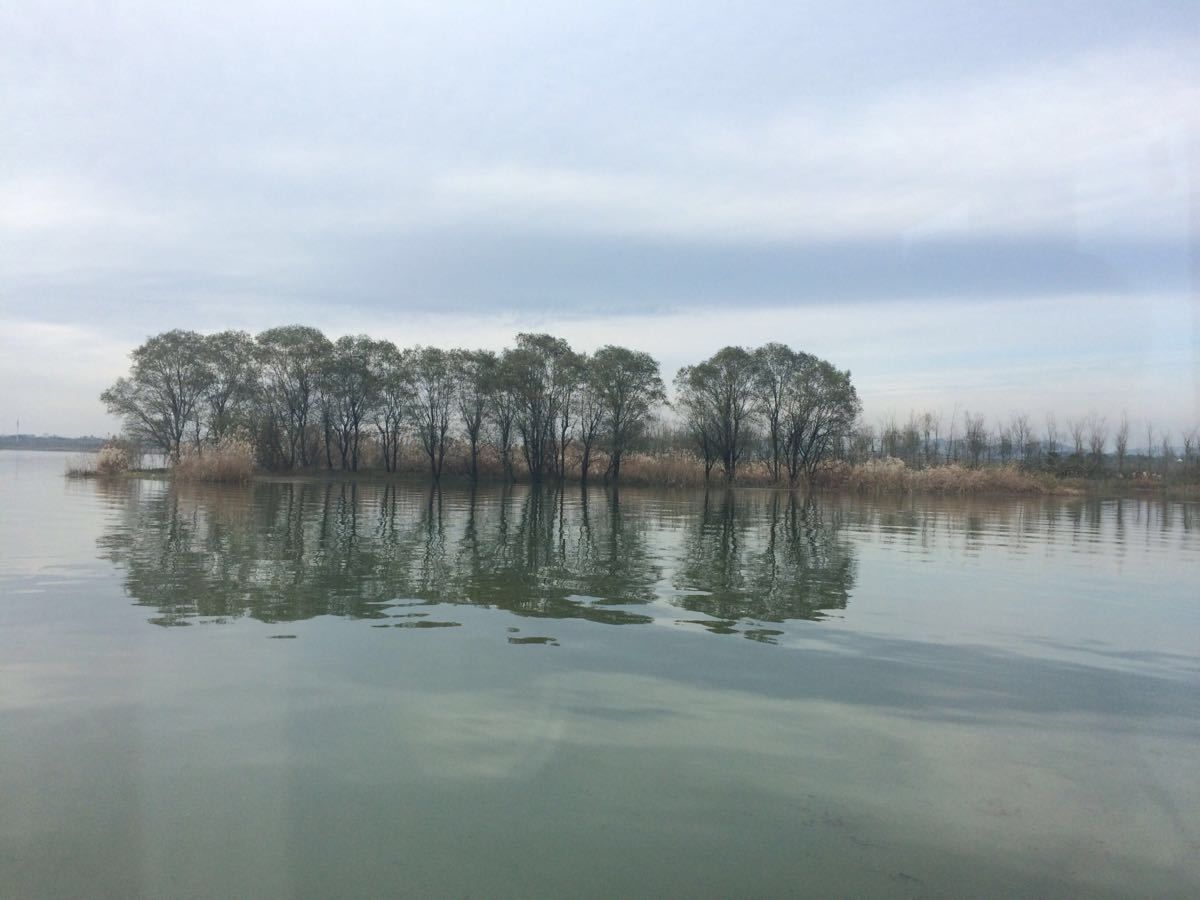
[435,45,1199,241]
[0,176,162,232]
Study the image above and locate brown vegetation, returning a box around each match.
[65,441,136,478]
[329,438,1065,494]
[815,458,1057,495]
[172,438,256,483]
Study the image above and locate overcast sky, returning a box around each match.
[1,1,1197,437]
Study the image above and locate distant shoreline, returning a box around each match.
[0,437,106,452]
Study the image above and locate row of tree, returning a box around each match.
[101,327,863,485]
[857,410,1200,476]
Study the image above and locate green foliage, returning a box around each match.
[589,345,665,479]
[255,325,333,468]
[101,329,213,460]
[101,326,868,487]
[674,346,759,482]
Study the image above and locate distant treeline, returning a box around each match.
[0,434,105,452]
[101,327,859,485]
[858,410,1199,479]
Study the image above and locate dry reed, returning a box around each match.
[65,442,134,478]
[173,438,256,483]
[816,458,1052,494]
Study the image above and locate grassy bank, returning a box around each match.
[68,437,1200,498]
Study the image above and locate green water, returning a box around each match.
[1,450,1198,897]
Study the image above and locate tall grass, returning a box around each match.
[815,458,1054,494]
[333,439,1062,494]
[65,442,135,478]
[173,438,256,483]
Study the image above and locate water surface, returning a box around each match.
[2,450,1197,897]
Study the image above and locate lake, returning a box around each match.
[1,449,1197,897]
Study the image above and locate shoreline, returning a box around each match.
[62,465,1200,500]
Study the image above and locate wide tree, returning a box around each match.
[674,346,758,482]
[574,355,606,484]
[101,329,213,461]
[372,342,412,473]
[590,345,665,483]
[451,349,498,481]
[323,335,382,471]
[780,355,860,485]
[753,343,801,482]
[256,326,332,469]
[201,330,259,444]
[491,352,523,482]
[409,346,455,479]
[507,333,578,482]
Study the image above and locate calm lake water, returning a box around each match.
[1,449,1198,898]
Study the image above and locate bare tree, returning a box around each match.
[920,411,940,467]
[963,412,987,467]
[880,416,901,460]
[902,414,921,466]
[1085,414,1107,467]
[1068,418,1086,457]
[1044,412,1059,459]
[997,425,1014,464]
[1115,412,1129,475]
[1010,413,1032,463]
[1182,427,1197,469]
[850,423,875,464]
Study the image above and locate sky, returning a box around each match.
[1,0,1198,438]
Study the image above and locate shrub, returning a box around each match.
[96,443,134,475]
[66,440,133,478]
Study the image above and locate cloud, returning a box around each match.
[435,45,1198,241]
[0,4,1195,435]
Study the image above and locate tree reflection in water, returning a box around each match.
[97,479,858,637]
[672,490,856,636]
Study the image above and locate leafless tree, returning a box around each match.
[1067,418,1085,457]
[1010,413,1032,463]
[1115,412,1129,475]
[963,411,987,467]
[1044,413,1059,457]
[946,404,960,463]
[1180,426,1197,473]
[920,411,940,467]
[1085,414,1107,463]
